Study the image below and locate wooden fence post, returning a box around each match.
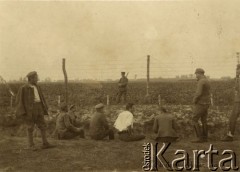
[62,58,68,109]
[107,95,110,106]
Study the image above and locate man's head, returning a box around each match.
[121,72,125,77]
[236,64,240,76]
[126,103,134,113]
[95,103,104,113]
[194,68,205,80]
[27,71,38,85]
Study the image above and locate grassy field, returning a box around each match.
[0,80,236,107]
[0,134,239,172]
[0,81,239,171]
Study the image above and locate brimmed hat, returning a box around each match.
[95,103,104,109]
[26,71,37,78]
[121,72,125,74]
[195,68,205,74]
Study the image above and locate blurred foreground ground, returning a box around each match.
[0,135,239,172]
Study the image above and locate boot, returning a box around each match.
[221,134,233,142]
[26,129,37,151]
[109,129,115,140]
[202,124,208,141]
[193,123,202,138]
[40,129,56,149]
[79,129,85,138]
[27,128,34,147]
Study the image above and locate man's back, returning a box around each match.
[153,113,177,138]
[194,76,211,105]
[114,111,133,132]
[89,112,109,136]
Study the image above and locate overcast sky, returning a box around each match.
[1,1,240,81]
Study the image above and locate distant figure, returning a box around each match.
[116,72,128,104]
[89,103,114,140]
[222,64,240,141]
[192,68,211,143]
[15,71,55,150]
[56,104,85,140]
[153,107,178,142]
[114,103,145,142]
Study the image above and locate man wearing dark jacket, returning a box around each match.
[153,107,178,142]
[89,103,114,140]
[192,68,211,143]
[16,71,54,150]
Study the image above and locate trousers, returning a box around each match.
[192,104,209,139]
[116,90,127,103]
[118,132,145,142]
[25,102,48,146]
[229,103,240,135]
[91,129,115,140]
[58,129,85,140]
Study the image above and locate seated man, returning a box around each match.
[89,103,114,140]
[153,107,178,142]
[114,103,145,142]
[56,103,85,140]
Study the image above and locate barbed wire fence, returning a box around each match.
[0,54,238,109]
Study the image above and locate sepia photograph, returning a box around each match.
[0,0,240,171]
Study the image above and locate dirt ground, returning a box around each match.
[0,133,239,172]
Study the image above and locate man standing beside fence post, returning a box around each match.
[192,68,211,143]
[116,72,128,104]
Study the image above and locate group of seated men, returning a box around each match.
[54,102,179,142]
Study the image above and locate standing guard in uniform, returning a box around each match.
[192,68,211,143]
[222,64,240,141]
[116,72,128,104]
[16,71,55,150]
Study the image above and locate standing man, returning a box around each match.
[16,71,55,150]
[89,103,114,140]
[116,72,128,104]
[222,64,240,141]
[114,103,145,142]
[192,68,211,143]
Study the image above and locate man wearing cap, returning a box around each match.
[16,71,54,150]
[116,72,128,104]
[114,103,145,142]
[89,103,114,140]
[55,104,85,140]
[192,68,211,143]
[222,64,240,141]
